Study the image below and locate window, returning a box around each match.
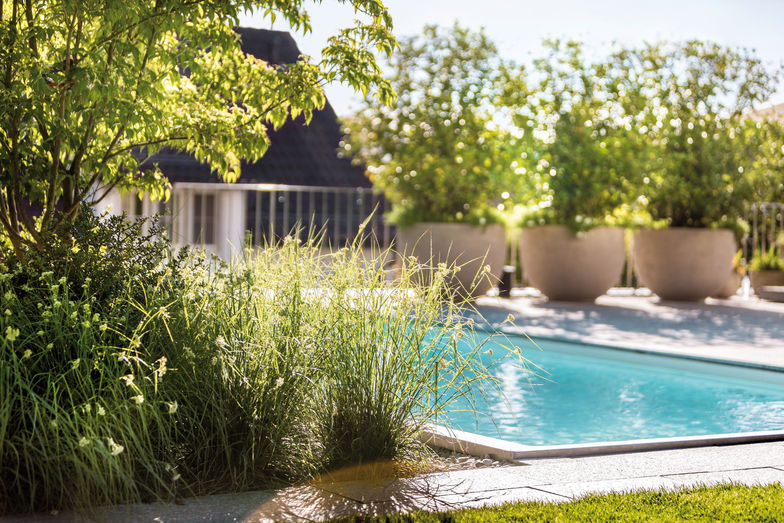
[120,192,144,220]
[192,193,216,244]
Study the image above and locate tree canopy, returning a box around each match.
[0,0,396,256]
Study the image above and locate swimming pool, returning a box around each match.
[443,334,784,447]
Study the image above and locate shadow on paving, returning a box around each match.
[472,296,784,351]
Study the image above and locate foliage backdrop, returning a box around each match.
[0,0,395,255]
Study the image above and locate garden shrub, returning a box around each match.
[1,219,502,515]
[0,212,184,513]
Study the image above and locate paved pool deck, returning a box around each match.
[475,292,784,368]
[11,293,784,522]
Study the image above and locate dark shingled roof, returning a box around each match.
[141,28,370,188]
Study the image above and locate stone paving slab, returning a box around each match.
[474,294,784,368]
[534,475,681,499]
[4,486,360,523]
[663,466,784,489]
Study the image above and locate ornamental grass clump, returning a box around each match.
[311,245,495,469]
[1,216,504,515]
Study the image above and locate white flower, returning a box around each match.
[5,326,19,342]
[107,438,124,456]
[155,357,168,378]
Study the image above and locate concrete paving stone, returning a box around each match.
[534,475,682,500]
[357,487,570,518]
[454,454,669,487]
[663,466,784,489]
[639,442,784,474]
[429,486,571,509]
[316,472,489,504]
[240,485,364,523]
[5,487,357,523]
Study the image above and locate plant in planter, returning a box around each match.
[749,246,784,291]
[345,24,523,297]
[505,41,643,301]
[623,41,782,301]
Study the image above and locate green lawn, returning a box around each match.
[332,483,784,522]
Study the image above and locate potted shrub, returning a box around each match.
[508,41,640,301]
[749,246,784,291]
[625,41,782,301]
[345,24,518,297]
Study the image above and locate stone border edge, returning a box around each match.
[419,424,784,461]
[472,323,784,373]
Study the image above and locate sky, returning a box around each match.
[240,0,784,117]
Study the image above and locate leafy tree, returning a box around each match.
[0,0,396,257]
[345,23,525,227]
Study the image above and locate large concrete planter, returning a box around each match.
[713,272,742,299]
[396,222,506,298]
[633,228,735,301]
[519,225,626,302]
[750,270,784,292]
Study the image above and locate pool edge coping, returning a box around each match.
[419,424,784,461]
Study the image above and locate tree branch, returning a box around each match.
[88,0,210,54]
[24,0,38,57]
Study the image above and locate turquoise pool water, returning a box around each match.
[444,335,784,446]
